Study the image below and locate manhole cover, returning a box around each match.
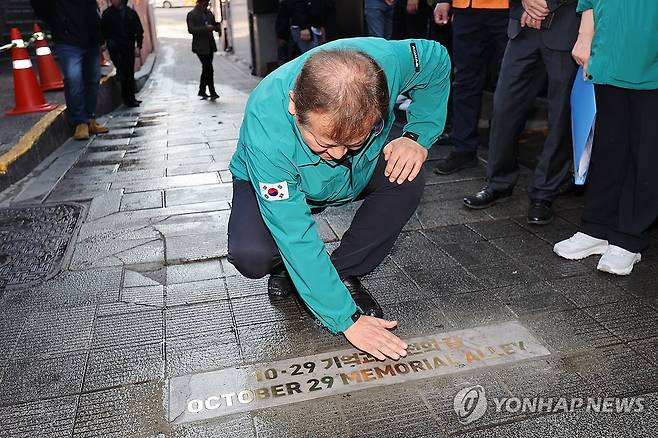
[0,204,83,292]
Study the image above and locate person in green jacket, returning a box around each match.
[554,0,658,275]
[228,37,451,360]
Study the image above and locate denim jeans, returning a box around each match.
[290,27,321,54]
[56,43,101,124]
[364,0,394,39]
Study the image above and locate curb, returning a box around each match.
[0,55,156,193]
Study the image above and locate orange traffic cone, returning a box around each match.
[32,23,64,91]
[100,47,111,67]
[5,28,57,116]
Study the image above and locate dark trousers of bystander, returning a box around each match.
[227,152,425,279]
[108,45,136,105]
[197,53,217,96]
[580,85,658,253]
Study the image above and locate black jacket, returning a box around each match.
[186,7,218,55]
[508,0,579,51]
[31,0,102,48]
[288,0,333,31]
[102,6,144,50]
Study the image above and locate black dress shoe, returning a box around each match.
[463,186,513,209]
[209,93,220,100]
[527,199,554,225]
[435,132,452,146]
[268,269,295,297]
[125,101,140,107]
[342,276,383,318]
[434,151,478,175]
[198,91,209,99]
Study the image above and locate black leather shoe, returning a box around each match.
[268,269,295,297]
[198,91,209,99]
[435,132,452,146]
[527,199,554,225]
[463,186,513,209]
[209,93,220,100]
[434,151,478,175]
[342,276,383,318]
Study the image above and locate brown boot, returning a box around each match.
[73,123,90,141]
[88,119,109,134]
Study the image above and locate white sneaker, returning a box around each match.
[398,98,412,112]
[597,245,641,276]
[553,232,609,260]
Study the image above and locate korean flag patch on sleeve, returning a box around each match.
[259,181,290,201]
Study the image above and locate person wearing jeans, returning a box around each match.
[31,0,109,140]
[365,0,396,39]
[554,0,658,275]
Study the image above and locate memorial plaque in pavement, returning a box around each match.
[0,204,82,292]
[169,321,550,423]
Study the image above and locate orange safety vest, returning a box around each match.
[452,0,509,9]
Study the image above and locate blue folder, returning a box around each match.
[570,66,597,185]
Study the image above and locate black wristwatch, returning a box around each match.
[402,131,419,142]
[350,310,362,323]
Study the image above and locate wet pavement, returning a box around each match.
[1,9,658,438]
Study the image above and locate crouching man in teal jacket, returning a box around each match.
[228,37,450,360]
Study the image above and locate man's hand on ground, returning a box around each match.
[343,316,408,361]
[383,137,428,184]
[434,3,450,25]
[300,29,312,41]
[521,0,549,19]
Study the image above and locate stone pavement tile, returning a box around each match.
[238,320,345,363]
[78,150,126,163]
[465,218,531,240]
[221,257,240,277]
[341,384,442,437]
[91,137,131,147]
[13,306,95,359]
[493,281,576,315]
[321,203,360,238]
[92,310,164,349]
[424,164,484,184]
[166,162,231,177]
[549,275,629,308]
[124,268,164,287]
[413,369,510,434]
[495,357,594,400]
[165,301,234,338]
[219,170,233,183]
[83,343,164,392]
[562,343,658,397]
[120,190,164,211]
[628,338,658,367]
[415,199,490,228]
[115,173,221,194]
[0,353,86,405]
[420,179,486,203]
[605,265,657,298]
[110,168,169,183]
[0,312,28,365]
[166,259,223,284]
[522,255,592,281]
[383,299,452,337]
[225,276,269,299]
[70,238,165,270]
[361,274,425,305]
[484,194,533,220]
[490,234,554,260]
[166,278,228,306]
[521,308,619,354]
[165,233,227,263]
[252,396,347,438]
[87,189,123,221]
[121,285,165,308]
[433,291,517,330]
[169,413,255,438]
[437,241,510,267]
[315,215,339,243]
[26,269,122,310]
[423,224,485,245]
[0,395,77,437]
[411,265,485,296]
[466,261,541,289]
[390,231,458,271]
[72,382,167,437]
[46,183,111,203]
[556,207,584,225]
[583,300,658,342]
[231,295,305,327]
[165,331,241,377]
[521,217,578,245]
[165,184,233,207]
[363,255,404,278]
[154,211,229,238]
